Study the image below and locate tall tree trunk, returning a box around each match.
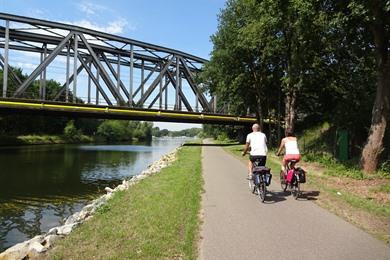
[284,90,296,132]
[255,87,263,130]
[361,0,390,173]
[361,61,389,173]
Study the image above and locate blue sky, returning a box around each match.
[1,0,226,130]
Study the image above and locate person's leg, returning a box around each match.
[282,156,288,172]
[247,160,253,178]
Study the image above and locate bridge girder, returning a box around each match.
[0,13,254,123]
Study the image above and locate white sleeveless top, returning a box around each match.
[246,132,267,156]
[285,139,300,155]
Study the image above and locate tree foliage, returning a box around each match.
[202,0,389,173]
[152,127,202,138]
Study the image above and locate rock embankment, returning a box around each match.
[0,148,179,260]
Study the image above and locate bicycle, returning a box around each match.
[248,159,271,203]
[279,160,303,199]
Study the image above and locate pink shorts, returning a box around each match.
[283,154,301,165]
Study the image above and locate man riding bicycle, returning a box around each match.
[242,123,268,179]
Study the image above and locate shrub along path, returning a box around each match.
[199,140,389,260]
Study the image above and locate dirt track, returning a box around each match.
[199,141,389,260]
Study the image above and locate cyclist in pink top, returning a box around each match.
[276,128,301,172]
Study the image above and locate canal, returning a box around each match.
[0,138,186,251]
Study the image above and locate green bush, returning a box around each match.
[64,120,82,141]
[379,161,390,175]
[217,132,229,141]
[97,120,130,142]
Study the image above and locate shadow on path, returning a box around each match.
[277,189,320,201]
[261,188,320,202]
[299,190,320,201]
[262,190,287,204]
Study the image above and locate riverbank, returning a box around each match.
[37,142,202,259]
[0,134,155,146]
[0,135,93,146]
[217,141,390,244]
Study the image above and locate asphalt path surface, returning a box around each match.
[199,142,389,260]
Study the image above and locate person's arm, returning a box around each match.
[242,142,250,156]
[276,138,285,156]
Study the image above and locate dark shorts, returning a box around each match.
[249,155,267,166]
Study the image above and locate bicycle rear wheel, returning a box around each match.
[280,170,287,192]
[248,179,255,194]
[293,181,300,199]
[257,181,266,202]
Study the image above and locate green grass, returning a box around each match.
[48,143,203,259]
[310,180,390,217]
[370,184,390,194]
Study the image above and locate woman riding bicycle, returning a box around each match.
[276,128,301,173]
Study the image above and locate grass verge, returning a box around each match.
[215,140,390,243]
[47,143,203,259]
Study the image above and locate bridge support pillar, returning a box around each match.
[2,20,9,98]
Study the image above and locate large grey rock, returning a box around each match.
[47,227,58,235]
[43,234,60,248]
[57,223,78,236]
[115,184,126,191]
[0,240,29,260]
[29,241,46,253]
[104,187,114,193]
[65,212,80,225]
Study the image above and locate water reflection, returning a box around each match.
[0,138,185,251]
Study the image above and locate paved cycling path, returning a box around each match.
[198,141,389,260]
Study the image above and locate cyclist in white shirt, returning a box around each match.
[276,128,301,171]
[242,123,268,179]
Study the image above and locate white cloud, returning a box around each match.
[78,2,107,15]
[73,19,130,34]
[30,8,45,17]
[16,62,36,70]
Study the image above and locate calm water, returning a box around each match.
[0,138,186,251]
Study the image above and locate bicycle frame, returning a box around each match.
[249,161,268,203]
[280,160,301,199]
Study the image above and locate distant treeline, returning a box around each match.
[0,114,153,143]
[152,127,201,138]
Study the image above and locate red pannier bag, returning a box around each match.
[286,169,294,183]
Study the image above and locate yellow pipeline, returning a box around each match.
[0,100,257,123]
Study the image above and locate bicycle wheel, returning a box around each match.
[293,181,300,199]
[257,181,266,202]
[280,170,287,192]
[248,178,255,194]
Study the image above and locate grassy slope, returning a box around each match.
[47,144,203,259]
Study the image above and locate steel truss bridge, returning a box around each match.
[0,13,256,125]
